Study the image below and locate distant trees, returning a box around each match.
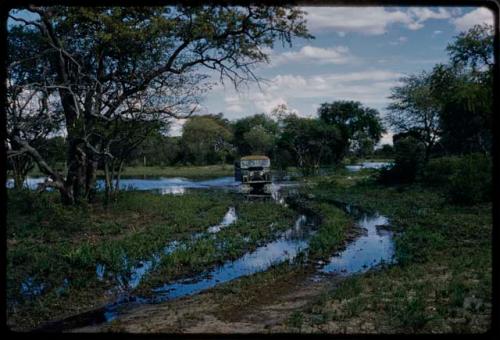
[232,114,279,156]
[278,115,342,175]
[181,115,233,165]
[318,101,385,162]
[243,125,276,155]
[7,5,311,204]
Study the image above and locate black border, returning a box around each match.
[0,0,498,338]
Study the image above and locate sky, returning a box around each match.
[178,6,495,144]
[8,6,495,145]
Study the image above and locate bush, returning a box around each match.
[447,153,491,205]
[421,156,462,187]
[378,137,426,184]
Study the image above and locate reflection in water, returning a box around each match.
[94,206,238,291]
[207,207,237,233]
[6,177,49,190]
[103,214,314,321]
[345,162,393,172]
[108,176,240,192]
[20,277,45,298]
[157,186,186,195]
[36,199,396,330]
[319,213,395,274]
[20,174,396,330]
[7,176,300,197]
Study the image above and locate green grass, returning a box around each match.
[103,164,234,179]
[6,187,302,331]
[305,202,352,259]
[293,170,492,333]
[6,189,236,330]
[24,164,234,179]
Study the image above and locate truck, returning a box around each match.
[234,155,272,193]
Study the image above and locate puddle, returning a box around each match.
[20,277,45,298]
[6,176,298,197]
[345,161,393,172]
[207,207,237,233]
[318,212,395,275]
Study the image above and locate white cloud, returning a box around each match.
[218,70,402,117]
[270,45,353,66]
[451,7,494,31]
[167,118,186,137]
[224,95,244,113]
[301,7,451,35]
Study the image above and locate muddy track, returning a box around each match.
[73,270,344,333]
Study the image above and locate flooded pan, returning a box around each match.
[29,179,395,332]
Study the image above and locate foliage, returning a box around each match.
[181,115,233,165]
[429,63,492,154]
[386,71,441,160]
[304,170,491,333]
[231,114,279,156]
[278,115,342,175]
[308,203,351,259]
[243,125,276,156]
[378,136,426,184]
[446,153,492,205]
[373,144,394,159]
[386,24,493,158]
[421,156,462,187]
[318,101,385,161]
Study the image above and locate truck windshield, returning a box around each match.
[241,159,270,168]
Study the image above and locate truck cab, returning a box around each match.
[234,155,271,186]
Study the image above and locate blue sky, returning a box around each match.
[192,6,494,144]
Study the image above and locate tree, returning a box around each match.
[386,72,441,161]
[318,101,384,163]
[7,5,311,204]
[378,136,426,184]
[446,23,494,72]
[278,115,342,175]
[181,115,233,165]
[243,125,276,155]
[6,84,63,189]
[431,24,493,155]
[386,24,493,158]
[232,113,279,156]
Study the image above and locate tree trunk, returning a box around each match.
[104,158,111,206]
[113,160,124,197]
[85,159,98,202]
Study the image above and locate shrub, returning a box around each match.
[378,137,426,184]
[447,153,491,205]
[421,156,462,187]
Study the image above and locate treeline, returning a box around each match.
[128,101,385,174]
[15,101,386,176]
[379,24,493,205]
